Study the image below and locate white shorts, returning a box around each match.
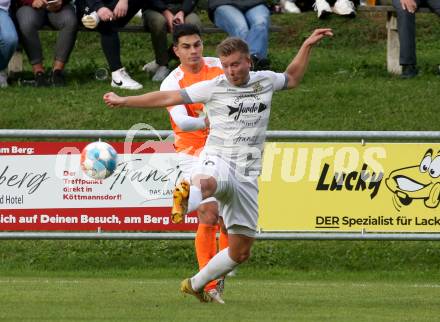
[192,153,259,237]
[176,152,219,207]
[176,152,198,182]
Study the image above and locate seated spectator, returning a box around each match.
[15,0,77,86]
[142,0,202,82]
[0,0,19,87]
[313,0,356,19]
[77,0,147,90]
[208,0,271,70]
[281,0,301,13]
[392,0,440,78]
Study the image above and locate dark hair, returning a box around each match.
[216,37,249,57]
[173,24,202,45]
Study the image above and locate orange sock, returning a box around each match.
[218,225,229,251]
[195,224,217,291]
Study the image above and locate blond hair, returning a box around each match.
[216,37,249,57]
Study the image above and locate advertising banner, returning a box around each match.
[2,141,440,233]
[258,142,440,232]
[0,142,198,231]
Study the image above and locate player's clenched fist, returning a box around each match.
[103,92,126,108]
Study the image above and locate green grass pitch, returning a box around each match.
[1,269,440,322]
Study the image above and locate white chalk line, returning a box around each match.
[0,279,439,288]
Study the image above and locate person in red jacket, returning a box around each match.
[15,0,77,86]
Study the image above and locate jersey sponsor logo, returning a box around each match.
[227,102,267,121]
[233,135,259,145]
[238,116,262,127]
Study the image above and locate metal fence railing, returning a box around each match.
[0,231,439,240]
[2,129,440,140]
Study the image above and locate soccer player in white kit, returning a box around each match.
[161,24,228,304]
[104,28,333,303]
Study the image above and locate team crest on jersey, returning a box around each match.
[252,81,263,93]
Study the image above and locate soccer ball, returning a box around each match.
[80,141,118,179]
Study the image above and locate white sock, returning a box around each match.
[187,185,202,213]
[190,248,238,291]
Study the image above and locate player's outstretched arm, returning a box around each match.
[285,28,333,89]
[103,90,184,109]
[169,106,208,131]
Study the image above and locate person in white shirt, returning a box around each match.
[103,28,333,303]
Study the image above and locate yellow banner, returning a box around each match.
[258,143,440,232]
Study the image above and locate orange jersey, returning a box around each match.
[160,57,223,156]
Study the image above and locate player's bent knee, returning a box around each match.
[231,250,251,264]
[198,210,218,225]
[198,200,219,225]
[192,174,216,190]
[199,177,217,198]
[239,250,251,263]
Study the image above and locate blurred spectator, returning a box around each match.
[142,0,202,82]
[208,0,271,70]
[392,0,440,78]
[0,0,19,87]
[313,0,355,19]
[281,0,301,13]
[15,0,77,86]
[77,0,147,89]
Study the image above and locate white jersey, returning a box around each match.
[181,70,288,176]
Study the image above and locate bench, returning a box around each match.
[7,24,281,74]
[358,4,433,75]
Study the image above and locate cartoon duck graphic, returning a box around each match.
[386,149,440,210]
